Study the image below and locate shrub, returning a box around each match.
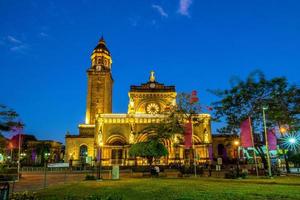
[10,191,39,200]
[179,165,204,175]
[85,174,97,180]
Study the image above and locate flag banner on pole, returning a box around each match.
[97,147,101,161]
[10,126,23,148]
[184,121,192,149]
[240,118,253,148]
[267,129,277,150]
[208,144,213,160]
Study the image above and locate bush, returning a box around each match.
[10,191,39,200]
[225,170,247,179]
[85,175,97,180]
[179,165,204,175]
[224,172,237,179]
[240,172,248,179]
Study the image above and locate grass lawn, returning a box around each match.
[37,176,300,200]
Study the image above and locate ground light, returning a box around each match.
[282,133,300,152]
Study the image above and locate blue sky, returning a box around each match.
[0,0,299,143]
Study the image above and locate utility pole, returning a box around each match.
[263,107,272,177]
[16,122,23,182]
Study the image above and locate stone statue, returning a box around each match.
[97,128,103,146]
[150,70,155,82]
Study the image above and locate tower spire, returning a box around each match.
[99,35,105,44]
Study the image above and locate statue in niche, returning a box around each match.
[203,128,209,143]
[97,127,103,146]
[129,123,135,144]
[128,97,135,114]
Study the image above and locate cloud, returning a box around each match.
[152,4,168,18]
[129,17,140,27]
[39,32,49,37]
[10,45,28,52]
[7,35,22,44]
[4,35,29,53]
[178,0,193,16]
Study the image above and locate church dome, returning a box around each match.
[93,36,111,56]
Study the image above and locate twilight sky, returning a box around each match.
[0,0,299,143]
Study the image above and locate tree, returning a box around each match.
[265,77,300,131]
[129,140,168,166]
[210,71,299,134]
[289,153,300,167]
[129,92,204,166]
[210,70,300,171]
[0,104,20,133]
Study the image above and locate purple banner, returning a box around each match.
[267,129,277,150]
[97,147,101,161]
[240,118,253,148]
[208,144,213,160]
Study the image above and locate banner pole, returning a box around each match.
[249,117,259,177]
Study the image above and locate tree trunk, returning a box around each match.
[284,153,290,173]
[256,146,267,171]
[147,157,153,166]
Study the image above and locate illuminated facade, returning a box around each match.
[65,37,212,166]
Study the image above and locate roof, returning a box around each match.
[93,36,110,56]
[130,71,175,92]
[130,81,176,92]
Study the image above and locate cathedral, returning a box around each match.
[65,37,212,166]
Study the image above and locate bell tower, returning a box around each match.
[85,36,113,124]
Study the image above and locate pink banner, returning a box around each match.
[267,129,277,150]
[240,118,253,148]
[184,121,192,149]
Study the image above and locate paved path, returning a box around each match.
[10,172,101,193]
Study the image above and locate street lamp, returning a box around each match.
[282,134,300,152]
[289,137,296,144]
[44,152,50,188]
[9,142,13,161]
[262,106,272,177]
[97,142,104,180]
[233,140,240,176]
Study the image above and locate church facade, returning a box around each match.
[65,37,212,166]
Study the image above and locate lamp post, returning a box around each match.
[234,140,240,176]
[44,152,50,189]
[9,142,13,161]
[97,142,103,180]
[16,122,23,182]
[262,106,272,177]
[279,126,290,173]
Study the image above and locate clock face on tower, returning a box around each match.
[146,103,160,114]
[149,83,155,88]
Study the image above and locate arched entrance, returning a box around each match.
[106,135,126,165]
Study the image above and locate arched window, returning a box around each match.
[79,145,88,158]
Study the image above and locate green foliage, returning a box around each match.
[210,70,300,134]
[10,192,123,200]
[85,174,97,180]
[10,191,39,200]
[129,140,168,165]
[179,165,204,175]
[289,153,300,167]
[0,104,20,133]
